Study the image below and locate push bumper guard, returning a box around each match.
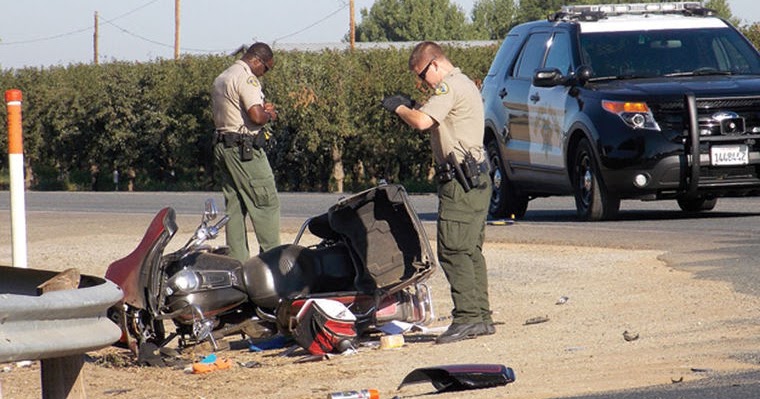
[684,93,760,198]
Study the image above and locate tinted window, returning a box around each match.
[514,32,551,79]
[713,35,753,72]
[544,32,572,74]
[487,34,521,77]
[581,27,760,78]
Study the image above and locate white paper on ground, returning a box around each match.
[376,320,447,335]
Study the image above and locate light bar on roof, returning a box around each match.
[561,2,702,15]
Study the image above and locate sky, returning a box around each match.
[0,0,758,70]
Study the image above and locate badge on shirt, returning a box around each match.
[247,76,260,87]
[435,82,449,96]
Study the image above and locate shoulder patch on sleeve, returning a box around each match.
[434,82,449,96]
[247,76,260,87]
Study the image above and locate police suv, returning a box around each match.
[481,2,760,220]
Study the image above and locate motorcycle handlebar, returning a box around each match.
[208,215,230,238]
[182,214,230,252]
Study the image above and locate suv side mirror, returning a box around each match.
[533,68,566,87]
[573,65,594,85]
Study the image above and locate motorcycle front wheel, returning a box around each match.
[126,306,166,348]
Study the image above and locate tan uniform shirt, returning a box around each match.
[211,60,265,135]
[420,67,485,165]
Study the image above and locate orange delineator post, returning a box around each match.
[6,90,23,154]
[5,89,28,268]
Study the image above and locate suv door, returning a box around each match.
[527,30,575,191]
[503,31,551,182]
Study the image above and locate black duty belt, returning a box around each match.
[435,160,489,184]
[214,131,254,148]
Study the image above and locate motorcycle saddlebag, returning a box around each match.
[293,298,357,356]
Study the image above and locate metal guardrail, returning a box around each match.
[0,265,123,363]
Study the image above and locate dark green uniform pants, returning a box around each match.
[437,173,492,325]
[214,142,281,262]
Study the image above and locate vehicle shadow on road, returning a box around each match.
[561,370,760,399]
[522,210,760,222]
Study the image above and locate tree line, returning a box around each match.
[354,0,744,41]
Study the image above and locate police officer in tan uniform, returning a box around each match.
[383,41,493,344]
[211,42,280,262]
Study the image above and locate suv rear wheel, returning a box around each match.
[573,138,620,221]
[487,140,528,219]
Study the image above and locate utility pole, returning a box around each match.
[349,0,355,51]
[93,11,99,65]
[174,0,180,60]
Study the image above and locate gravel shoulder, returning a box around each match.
[1,212,760,399]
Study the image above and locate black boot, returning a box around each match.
[435,323,482,344]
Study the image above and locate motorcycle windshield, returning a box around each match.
[105,207,178,309]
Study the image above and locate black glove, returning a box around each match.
[381,94,414,113]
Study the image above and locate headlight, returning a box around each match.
[169,269,200,293]
[602,100,661,131]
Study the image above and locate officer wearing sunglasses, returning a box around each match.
[382,41,494,344]
[211,42,280,262]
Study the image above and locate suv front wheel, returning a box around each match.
[677,197,717,212]
[487,140,528,219]
[572,138,620,221]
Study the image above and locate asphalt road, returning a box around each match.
[3,189,759,296]
[2,189,760,397]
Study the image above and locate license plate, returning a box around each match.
[710,145,749,166]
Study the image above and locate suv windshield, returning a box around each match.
[581,27,760,79]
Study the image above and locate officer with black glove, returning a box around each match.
[381,94,417,113]
[379,41,494,345]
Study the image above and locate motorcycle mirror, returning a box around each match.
[203,199,219,222]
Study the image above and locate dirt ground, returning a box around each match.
[2,211,760,399]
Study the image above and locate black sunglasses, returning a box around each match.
[417,57,436,80]
[256,56,271,73]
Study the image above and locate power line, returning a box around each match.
[108,0,162,22]
[0,0,221,56]
[103,20,172,50]
[105,2,353,54]
[103,20,221,54]
[0,26,91,46]
[0,0,161,46]
[1,1,352,56]
[273,3,349,43]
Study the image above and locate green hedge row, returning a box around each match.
[0,44,498,192]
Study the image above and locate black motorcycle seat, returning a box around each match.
[242,243,356,309]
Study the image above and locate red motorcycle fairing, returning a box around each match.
[105,207,177,309]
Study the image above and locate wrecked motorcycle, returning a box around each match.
[105,184,436,356]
